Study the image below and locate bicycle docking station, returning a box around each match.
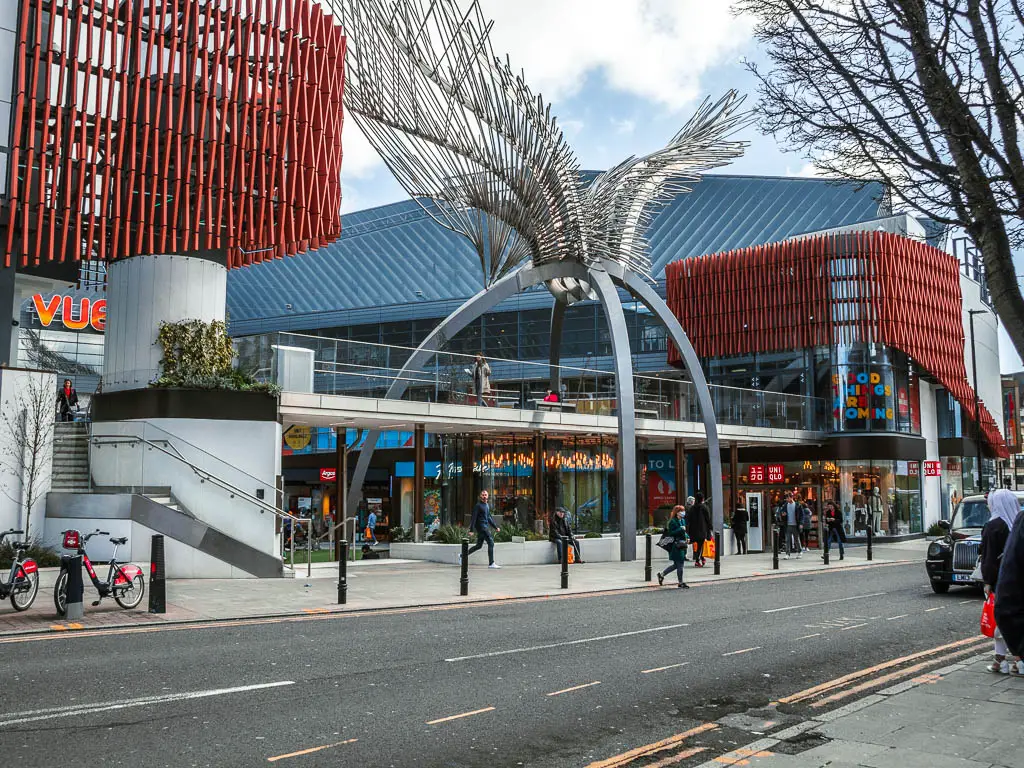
[149,534,166,614]
[63,554,85,620]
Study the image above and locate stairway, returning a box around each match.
[51,422,90,492]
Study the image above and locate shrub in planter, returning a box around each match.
[583,532,603,539]
[926,522,946,537]
[430,524,471,544]
[0,538,60,569]
[390,526,415,543]
[494,523,532,543]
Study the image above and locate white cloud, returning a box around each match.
[477,0,755,111]
[611,117,636,136]
[787,162,823,178]
[341,108,384,180]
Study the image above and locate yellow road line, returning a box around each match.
[646,746,707,768]
[546,681,601,697]
[584,723,718,768]
[426,706,495,725]
[810,642,988,708]
[722,647,760,656]
[266,738,357,762]
[777,635,986,704]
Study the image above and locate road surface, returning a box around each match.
[0,562,986,767]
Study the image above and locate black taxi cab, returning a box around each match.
[926,491,1024,593]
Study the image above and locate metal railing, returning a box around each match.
[236,331,827,432]
[89,421,305,570]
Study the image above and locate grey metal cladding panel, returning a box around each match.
[130,495,208,548]
[45,493,134,519]
[197,526,283,578]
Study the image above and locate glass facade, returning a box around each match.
[828,344,920,435]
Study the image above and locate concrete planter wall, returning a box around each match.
[391,535,679,565]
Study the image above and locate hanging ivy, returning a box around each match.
[152,319,280,394]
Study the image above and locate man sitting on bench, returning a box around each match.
[549,507,584,563]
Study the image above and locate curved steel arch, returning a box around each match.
[345,261,724,560]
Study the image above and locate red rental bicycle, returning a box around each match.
[53,529,145,616]
[0,529,39,611]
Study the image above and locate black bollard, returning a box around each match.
[560,536,569,589]
[65,555,84,619]
[148,534,166,614]
[644,533,652,582]
[772,527,780,571]
[823,534,830,566]
[866,525,873,561]
[338,540,348,604]
[714,531,721,576]
[460,538,469,596]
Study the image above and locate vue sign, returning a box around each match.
[32,294,106,332]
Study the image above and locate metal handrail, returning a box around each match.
[91,435,302,569]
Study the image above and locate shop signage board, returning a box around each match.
[31,293,107,332]
[320,468,337,482]
[767,464,785,483]
[748,465,765,483]
[924,461,942,477]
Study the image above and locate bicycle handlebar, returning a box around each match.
[0,529,24,542]
[83,530,111,542]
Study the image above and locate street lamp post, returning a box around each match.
[968,309,987,492]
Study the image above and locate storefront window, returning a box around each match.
[544,436,616,534]
[831,460,921,536]
[829,344,920,436]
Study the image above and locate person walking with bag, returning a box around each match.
[822,501,845,559]
[688,492,712,567]
[464,490,501,568]
[657,505,690,588]
[366,508,378,547]
[983,489,1022,674]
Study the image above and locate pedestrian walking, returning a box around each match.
[57,378,79,422]
[732,504,749,555]
[473,353,492,406]
[549,507,584,563]
[687,492,712,567]
[822,500,845,559]
[657,505,690,588]
[800,501,813,552]
[464,490,501,568]
[983,489,1023,674]
[366,508,378,546]
[777,491,802,558]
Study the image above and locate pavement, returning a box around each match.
[0,557,1008,767]
[0,540,925,634]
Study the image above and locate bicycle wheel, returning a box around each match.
[10,567,38,611]
[114,573,145,610]
[53,569,68,617]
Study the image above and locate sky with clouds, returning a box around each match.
[337,0,1023,372]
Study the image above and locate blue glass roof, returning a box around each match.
[226,174,886,331]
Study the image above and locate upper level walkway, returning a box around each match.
[240,331,828,448]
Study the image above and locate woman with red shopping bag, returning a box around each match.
[980,489,1022,675]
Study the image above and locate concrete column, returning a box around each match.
[414,424,425,542]
[674,439,687,504]
[461,435,475,527]
[730,441,739,532]
[533,431,544,533]
[103,253,227,391]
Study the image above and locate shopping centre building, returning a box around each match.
[223,175,1004,547]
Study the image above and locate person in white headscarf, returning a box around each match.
[981,489,1021,674]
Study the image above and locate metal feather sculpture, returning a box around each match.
[335,0,749,560]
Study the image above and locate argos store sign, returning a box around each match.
[32,294,106,332]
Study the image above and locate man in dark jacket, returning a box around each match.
[550,507,584,563]
[732,505,749,555]
[465,490,501,568]
[688,492,712,567]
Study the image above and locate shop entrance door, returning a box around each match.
[745,492,765,553]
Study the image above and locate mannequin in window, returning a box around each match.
[853,484,868,533]
[869,486,884,535]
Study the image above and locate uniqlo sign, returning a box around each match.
[924,461,941,477]
[767,464,785,483]
[748,465,765,483]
